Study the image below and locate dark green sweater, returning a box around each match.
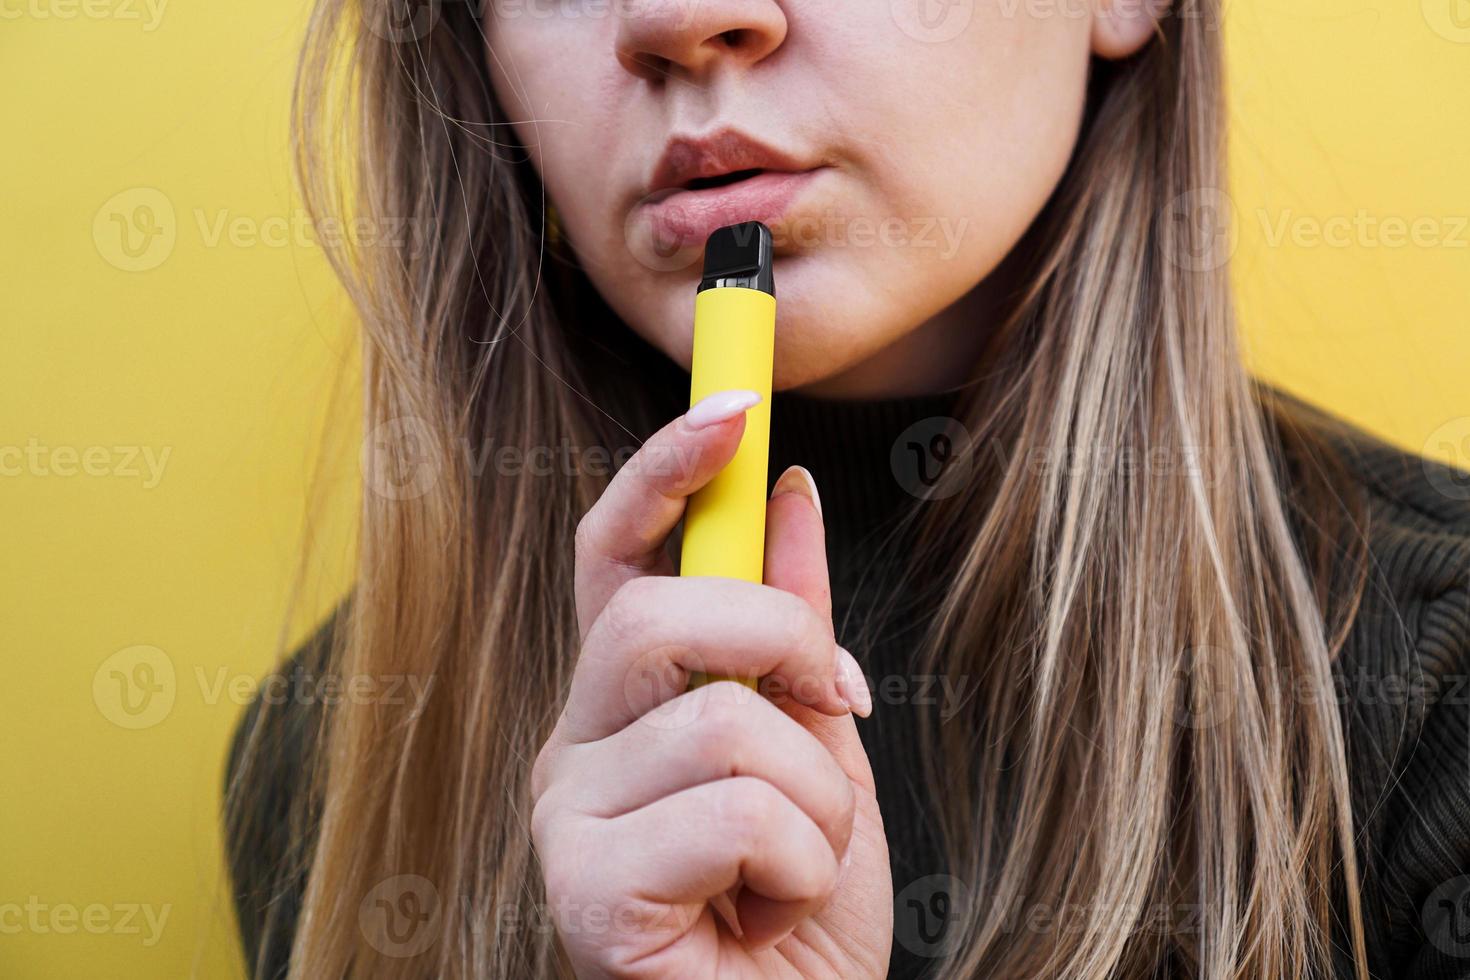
[227,392,1470,979]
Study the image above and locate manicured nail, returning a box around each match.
[835,646,872,718]
[684,390,761,430]
[771,465,822,518]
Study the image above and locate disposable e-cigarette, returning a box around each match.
[680,222,776,690]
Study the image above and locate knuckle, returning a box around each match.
[720,778,782,843]
[597,578,658,645]
[765,591,831,693]
[773,587,825,650]
[802,841,840,893]
[793,599,831,659]
[812,851,840,899]
[572,510,601,563]
[687,692,748,768]
[529,788,560,852]
[539,847,581,906]
[529,740,557,801]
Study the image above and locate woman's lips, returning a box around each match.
[636,169,824,253]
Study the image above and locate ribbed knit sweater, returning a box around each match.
[227,390,1470,979]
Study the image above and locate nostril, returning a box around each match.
[620,50,673,84]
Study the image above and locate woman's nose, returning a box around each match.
[615,0,788,83]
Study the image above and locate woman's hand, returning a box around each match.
[531,391,893,979]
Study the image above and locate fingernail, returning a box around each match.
[834,646,872,718]
[770,465,822,518]
[685,390,761,430]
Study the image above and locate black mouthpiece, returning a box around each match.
[697,222,774,297]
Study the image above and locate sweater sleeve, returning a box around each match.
[1379,583,1470,979]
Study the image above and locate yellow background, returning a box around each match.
[1,1,1467,976]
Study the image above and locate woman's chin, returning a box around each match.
[769,344,876,395]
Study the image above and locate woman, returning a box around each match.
[226,0,1470,977]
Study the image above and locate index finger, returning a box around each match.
[573,389,761,638]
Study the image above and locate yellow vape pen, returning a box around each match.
[681,222,776,690]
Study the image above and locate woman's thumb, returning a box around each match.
[763,466,832,624]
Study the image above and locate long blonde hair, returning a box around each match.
[228,1,1372,976]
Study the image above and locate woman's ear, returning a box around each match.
[1091,0,1171,60]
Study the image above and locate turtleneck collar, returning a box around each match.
[767,387,963,554]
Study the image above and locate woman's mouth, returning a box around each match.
[639,169,823,252]
[630,130,827,260]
